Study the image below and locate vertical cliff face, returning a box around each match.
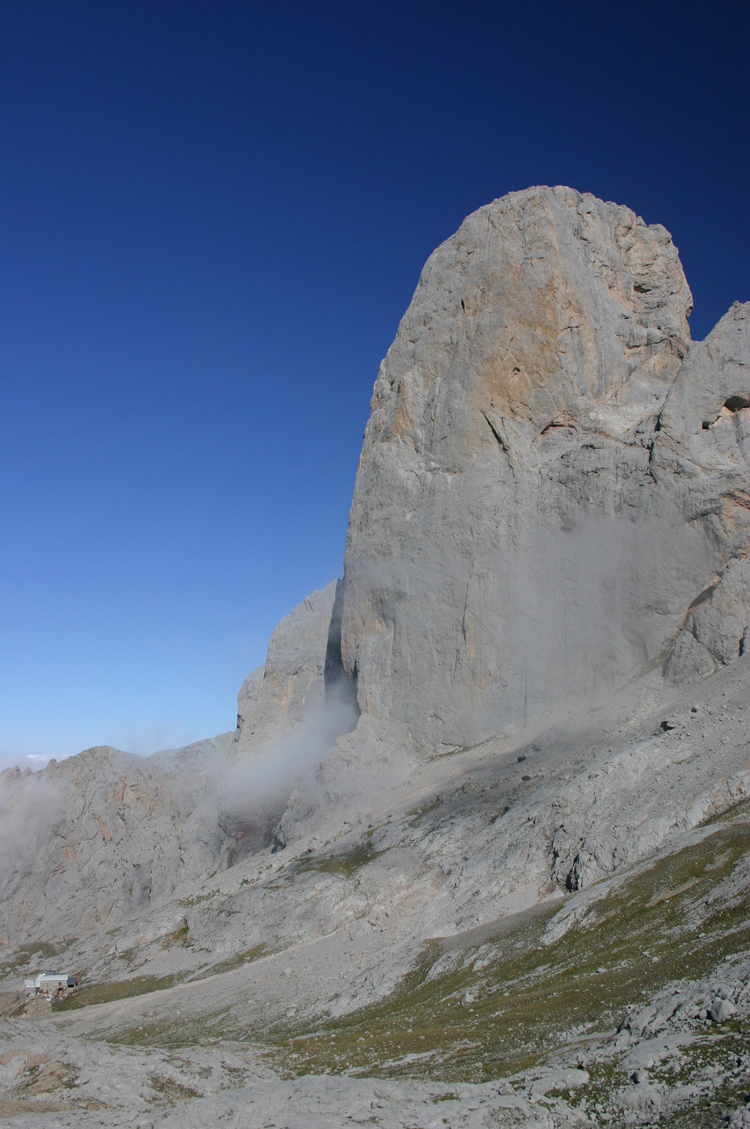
[339,187,750,750]
[658,303,750,681]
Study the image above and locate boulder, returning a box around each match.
[709,998,737,1023]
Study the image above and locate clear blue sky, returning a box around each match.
[0,1,747,765]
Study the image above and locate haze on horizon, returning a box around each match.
[0,0,747,767]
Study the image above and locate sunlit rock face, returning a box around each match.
[340,186,750,749]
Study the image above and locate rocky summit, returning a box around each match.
[1,187,749,1129]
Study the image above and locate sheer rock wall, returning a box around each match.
[339,187,750,750]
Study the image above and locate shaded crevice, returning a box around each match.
[702,395,750,430]
[219,813,277,862]
[480,410,515,475]
[541,418,575,435]
[686,580,721,613]
[565,855,583,892]
[324,578,359,714]
[481,410,508,451]
[725,394,750,413]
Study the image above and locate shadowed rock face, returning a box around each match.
[339,186,750,750]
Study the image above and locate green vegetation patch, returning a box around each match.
[161,921,189,950]
[53,971,191,1010]
[196,943,268,978]
[110,1004,244,1050]
[178,891,214,908]
[294,837,377,879]
[52,944,265,1014]
[651,1024,750,1127]
[149,1073,202,1102]
[99,799,750,1119]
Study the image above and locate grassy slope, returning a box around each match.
[272,801,750,1112]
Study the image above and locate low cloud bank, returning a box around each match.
[0,768,61,868]
[218,681,358,845]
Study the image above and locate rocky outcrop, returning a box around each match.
[338,187,750,750]
[0,581,361,944]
